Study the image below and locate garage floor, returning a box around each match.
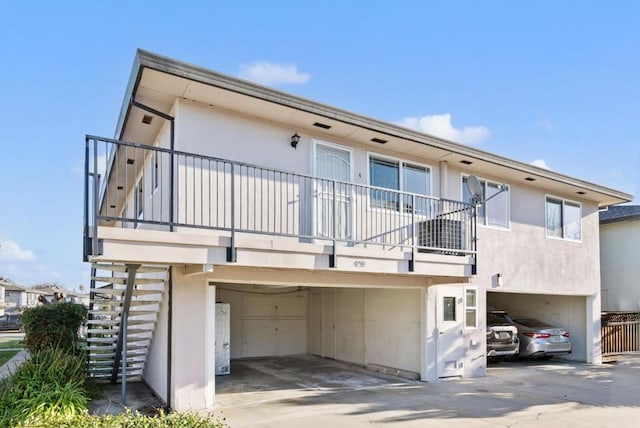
[216,354,640,427]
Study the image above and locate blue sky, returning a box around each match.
[0,1,638,289]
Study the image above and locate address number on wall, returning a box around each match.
[353,260,366,268]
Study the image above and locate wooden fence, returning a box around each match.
[601,312,640,360]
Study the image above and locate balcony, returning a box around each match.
[84,136,477,277]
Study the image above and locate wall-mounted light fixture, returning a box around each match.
[496,273,503,287]
[290,132,301,149]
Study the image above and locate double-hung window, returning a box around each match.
[462,175,510,229]
[465,287,477,328]
[546,196,581,241]
[369,155,431,213]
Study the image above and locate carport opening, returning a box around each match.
[214,284,423,394]
[487,290,587,362]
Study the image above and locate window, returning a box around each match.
[462,175,509,229]
[151,151,159,193]
[369,155,430,211]
[546,196,581,241]
[443,296,456,321]
[465,288,477,328]
[135,179,144,220]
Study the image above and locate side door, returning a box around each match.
[437,286,464,377]
[313,141,353,240]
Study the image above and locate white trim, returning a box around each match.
[460,172,511,231]
[464,286,478,329]
[544,194,583,243]
[204,282,216,408]
[367,151,433,196]
[311,139,355,182]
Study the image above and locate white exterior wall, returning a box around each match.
[311,288,421,373]
[143,272,170,404]
[216,286,308,359]
[600,219,640,311]
[175,100,443,198]
[170,271,215,411]
[5,290,27,307]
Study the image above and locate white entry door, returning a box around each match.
[437,286,464,377]
[313,142,353,240]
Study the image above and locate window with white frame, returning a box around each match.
[546,196,581,241]
[135,178,144,220]
[151,150,159,194]
[462,175,510,229]
[368,155,431,212]
[465,288,477,328]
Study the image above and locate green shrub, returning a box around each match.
[22,302,87,354]
[0,348,91,426]
[15,409,226,427]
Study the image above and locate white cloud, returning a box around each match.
[0,240,35,262]
[397,113,490,145]
[239,62,310,86]
[531,159,551,170]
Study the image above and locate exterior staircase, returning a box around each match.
[87,262,168,383]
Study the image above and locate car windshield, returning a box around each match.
[513,318,554,328]
[487,313,513,325]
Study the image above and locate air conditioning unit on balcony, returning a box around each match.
[418,219,465,255]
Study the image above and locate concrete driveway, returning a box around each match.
[216,355,640,427]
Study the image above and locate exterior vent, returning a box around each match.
[525,177,536,181]
[117,186,124,190]
[577,191,586,195]
[371,138,388,144]
[126,158,135,165]
[460,160,473,165]
[313,122,332,129]
[142,115,153,125]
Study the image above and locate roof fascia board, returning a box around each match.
[600,215,640,225]
[122,49,632,204]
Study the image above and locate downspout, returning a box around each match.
[129,99,175,409]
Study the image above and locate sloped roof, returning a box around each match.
[2,284,46,294]
[600,205,640,224]
[109,49,633,208]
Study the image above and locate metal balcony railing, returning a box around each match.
[84,136,477,269]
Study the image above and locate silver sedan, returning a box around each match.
[511,317,571,358]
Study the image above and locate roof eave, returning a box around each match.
[115,49,633,207]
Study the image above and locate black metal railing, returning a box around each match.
[84,136,477,265]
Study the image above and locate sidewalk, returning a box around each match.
[0,349,28,379]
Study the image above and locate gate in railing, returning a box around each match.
[601,312,640,360]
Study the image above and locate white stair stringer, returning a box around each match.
[87,262,168,383]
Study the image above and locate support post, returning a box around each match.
[111,264,140,389]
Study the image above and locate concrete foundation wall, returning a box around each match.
[488,292,587,361]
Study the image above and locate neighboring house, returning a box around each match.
[0,279,7,316]
[2,283,46,311]
[83,50,632,411]
[33,285,90,306]
[600,205,640,311]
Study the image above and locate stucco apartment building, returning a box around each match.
[600,205,640,311]
[83,50,632,411]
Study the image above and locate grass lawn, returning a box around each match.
[0,339,24,349]
[0,349,20,366]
